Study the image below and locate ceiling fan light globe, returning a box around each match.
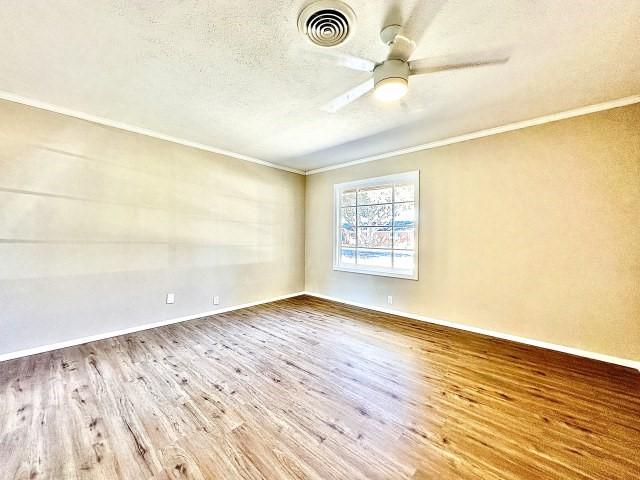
[374,78,408,102]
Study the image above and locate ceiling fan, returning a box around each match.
[296,1,510,113]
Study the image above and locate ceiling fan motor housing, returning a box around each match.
[374,60,410,87]
[297,0,356,47]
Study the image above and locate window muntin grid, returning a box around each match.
[334,171,418,279]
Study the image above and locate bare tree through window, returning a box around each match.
[335,172,419,278]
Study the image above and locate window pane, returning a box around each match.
[340,247,356,265]
[358,204,392,226]
[357,185,392,205]
[394,202,415,225]
[394,183,415,202]
[393,226,415,250]
[341,189,356,207]
[341,207,356,227]
[340,227,356,246]
[358,227,392,248]
[393,251,415,271]
[335,172,419,277]
[357,249,392,268]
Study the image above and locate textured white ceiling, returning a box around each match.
[0,0,638,171]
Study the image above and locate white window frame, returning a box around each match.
[333,170,419,280]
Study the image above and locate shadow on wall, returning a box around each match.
[0,100,304,355]
[0,139,294,279]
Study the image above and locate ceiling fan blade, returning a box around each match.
[383,0,447,55]
[409,55,509,76]
[334,53,377,73]
[388,34,416,62]
[290,44,376,73]
[321,78,375,113]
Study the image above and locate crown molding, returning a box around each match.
[0,91,305,175]
[3,91,637,176]
[305,94,640,175]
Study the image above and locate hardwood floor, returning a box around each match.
[1,295,639,479]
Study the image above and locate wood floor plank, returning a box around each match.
[1,295,638,479]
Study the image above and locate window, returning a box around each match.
[334,171,419,279]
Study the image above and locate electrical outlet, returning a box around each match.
[166,293,175,304]
[387,295,393,305]
[213,295,220,305]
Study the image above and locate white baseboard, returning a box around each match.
[0,291,305,363]
[3,290,638,372]
[303,291,640,371]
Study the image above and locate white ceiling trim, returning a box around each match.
[2,91,638,176]
[305,94,640,175]
[0,90,305,175]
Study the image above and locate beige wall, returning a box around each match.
[0,100,305,355]
[306,104,640,361]
[2,99,638,362]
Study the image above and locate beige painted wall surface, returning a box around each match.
[306,104,640,361]
[0,100,305,355]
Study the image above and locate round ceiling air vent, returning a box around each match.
[297,1,356,48]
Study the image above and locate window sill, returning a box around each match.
[333,264,418,280]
